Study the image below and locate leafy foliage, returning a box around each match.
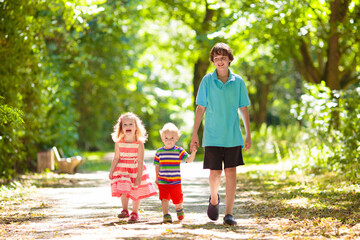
[240,0,360,90]
[291,83,360,182]
[0,98,25,181]
[1,0,46,178]
[0,0,359,181]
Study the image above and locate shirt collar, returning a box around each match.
[163,145,176,151]
[211,69,236,84]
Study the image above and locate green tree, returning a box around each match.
[241,0,360,91]
[152,0,243,142]
[0,0,102,178]
[1,0,47,175]
[236,57,298,128]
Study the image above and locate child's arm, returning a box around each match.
[155,165,159,184]
[190,105,206,152]
[185,147,197,163]
[135,142,145,186]
[154,152,160,184]
[109,142,120,180]
[240,106,251,152]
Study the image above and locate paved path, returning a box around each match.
[3,151,277,240]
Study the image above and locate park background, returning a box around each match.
[1,1,360,239]
[1,0,359,182]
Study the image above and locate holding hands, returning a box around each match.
[190,134,199,153]
[185,145,197,163]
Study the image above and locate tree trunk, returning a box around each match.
[325,0,350,128]
[193,55,210,146]
[324,0,343,91]
[252,74,272,129]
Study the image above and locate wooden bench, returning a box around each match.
[51,147,85,174]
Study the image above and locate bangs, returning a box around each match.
[210,43,234,62]
[213,48,229,56]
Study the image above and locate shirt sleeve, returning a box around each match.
[178,147,189,161]
[196,75,208,107]
[239,78,250,108]
[154,151,159,165]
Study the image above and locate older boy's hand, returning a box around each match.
[244,135,251,152]
[190,135,199,152]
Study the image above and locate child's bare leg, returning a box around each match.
[128,199,140,222]
[132,199,140,213]
[162,199,172,222]
[121,194,129,210]
[209,170,222,205]
[175,202,184,220]
[161,199,170,215]
[118,194,130,218]
[224,167,236,215]
[175,203,183,211]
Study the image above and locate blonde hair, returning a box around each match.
[159,122,181,138]
[111,112,148,143]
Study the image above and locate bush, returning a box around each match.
[291,82,360,182]
[244,123,302,164]
[0,99,25,182]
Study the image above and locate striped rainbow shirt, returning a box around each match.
[154,146,189,185]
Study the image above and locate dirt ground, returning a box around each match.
[1,152,290,240]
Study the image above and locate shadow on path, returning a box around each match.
[2,151,277,240]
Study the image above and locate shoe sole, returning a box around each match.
[207,194,220,221]
[223,221,237,226]
[223,214,237,226]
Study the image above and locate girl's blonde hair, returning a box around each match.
[111,112,148,143]
[159,122,181,138]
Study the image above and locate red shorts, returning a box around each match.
[157,183,183,205]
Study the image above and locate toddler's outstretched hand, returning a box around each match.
[186,147,197,163]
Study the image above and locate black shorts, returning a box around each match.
[203,146,244,170]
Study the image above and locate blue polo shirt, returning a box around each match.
[196,69,250,147]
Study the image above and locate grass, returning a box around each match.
[78,151,111,172]
[0,180,47,225]
[76,149,279,173]
[244,153,278,165]
[78,150,210,173]
[79,159,111,172]
[237,169,360,239]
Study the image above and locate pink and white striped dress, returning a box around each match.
[111,139,157,200]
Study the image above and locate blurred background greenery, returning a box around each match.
[1,0,359,182]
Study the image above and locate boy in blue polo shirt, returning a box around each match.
[190,42,251,226]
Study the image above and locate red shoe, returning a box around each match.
[117,209,129,218]
[128,212,138,223]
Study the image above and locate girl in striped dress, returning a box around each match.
[109,112,157,223]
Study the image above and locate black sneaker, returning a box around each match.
[207,193,220,221]
[223,214,237,226]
